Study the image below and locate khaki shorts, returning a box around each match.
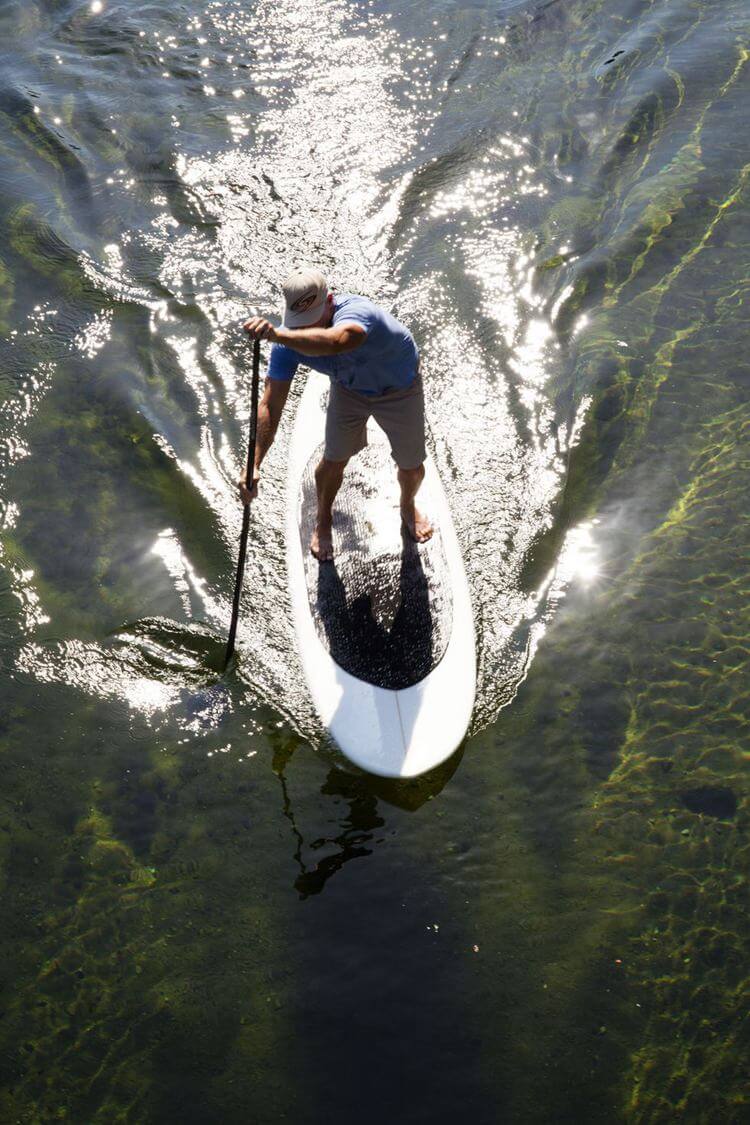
[324,376,426,470]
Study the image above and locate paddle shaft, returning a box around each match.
[224,336,261,667]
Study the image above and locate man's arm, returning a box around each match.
[244,317,366,358]
[237,376,292,504]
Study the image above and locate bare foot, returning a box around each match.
[401,504,433,543]
[311,521,334,561]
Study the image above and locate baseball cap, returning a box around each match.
[282,267,330,328]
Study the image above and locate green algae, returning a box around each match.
[465,403,750,1121]
[450,0,750,1117]
[591,407,750,1120]
[0,689,302,1123]
[0,255,13,333]
[0,0,749,1120]
[7,201,101,308]
[1,332,227,636]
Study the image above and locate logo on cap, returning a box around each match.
[291,287,319,313]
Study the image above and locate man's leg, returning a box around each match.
[312,457,348,561]
[371,376,432,543]
[398,463,433,543]
[315,382,368,561]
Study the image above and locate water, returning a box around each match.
[1,0,748,1120]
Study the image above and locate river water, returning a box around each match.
[1,0,748,1120]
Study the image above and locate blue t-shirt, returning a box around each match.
[267,294,419,395]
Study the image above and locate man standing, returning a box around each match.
[242,267,432,561]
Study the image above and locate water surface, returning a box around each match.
[1,0,748,1120]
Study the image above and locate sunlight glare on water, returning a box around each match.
[2,0,749,1116]
[11,0,583,747]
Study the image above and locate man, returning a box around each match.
[241,267,432,561]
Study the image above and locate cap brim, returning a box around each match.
[283,295,328,328]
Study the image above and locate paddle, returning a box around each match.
[224,336,261,669]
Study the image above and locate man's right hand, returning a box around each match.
[244,317,279,342]
[238,467,260,505]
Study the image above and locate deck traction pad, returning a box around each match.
[299,436,453,690]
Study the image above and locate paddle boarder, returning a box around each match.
[241,267,432,561]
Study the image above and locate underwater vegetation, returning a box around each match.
[0,0,748,1120]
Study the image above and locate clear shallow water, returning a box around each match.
[1,0,749,1120]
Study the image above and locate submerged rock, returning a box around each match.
[680,786,738,819]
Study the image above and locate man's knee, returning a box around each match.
[397,462,425,481]
[316,456,348,480]
[317,456,349,469]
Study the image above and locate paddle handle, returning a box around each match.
[224,336,261,668]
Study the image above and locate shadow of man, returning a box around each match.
[315,529,433,690]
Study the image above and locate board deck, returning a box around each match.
[286,372,475,779]
[299,441,452,691]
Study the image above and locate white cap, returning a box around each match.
[282,267,330,328]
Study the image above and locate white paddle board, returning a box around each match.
[286,371,475,778]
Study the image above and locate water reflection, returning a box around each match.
[293,767,383,900]
[273,737,464,897]
[273,743,381,899]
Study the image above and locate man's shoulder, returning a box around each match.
[333,293,380,317]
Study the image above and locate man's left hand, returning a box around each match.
[244,317,279,342]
